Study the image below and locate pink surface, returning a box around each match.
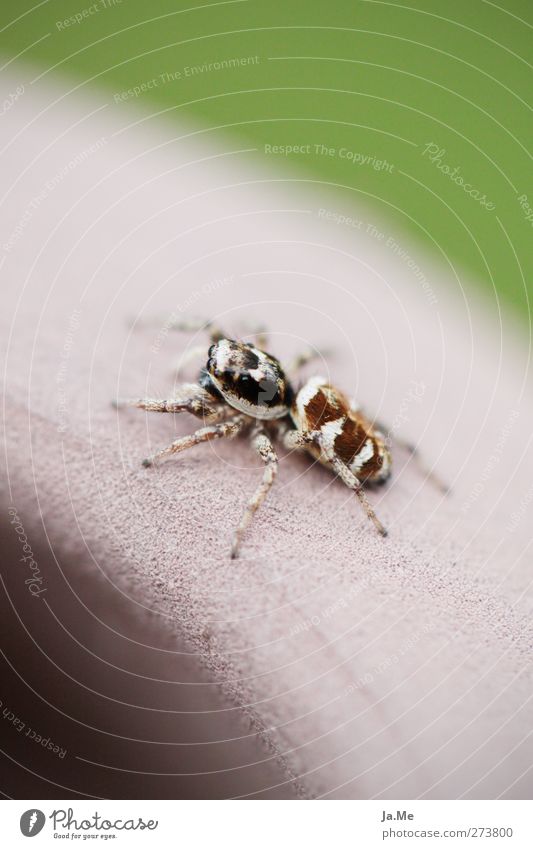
[1,68,532,798]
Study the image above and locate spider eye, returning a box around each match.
[257,378,280,405]
[235,373,255,397]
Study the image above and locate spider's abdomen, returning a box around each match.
[206,339,293,420]
[291,376,391,483]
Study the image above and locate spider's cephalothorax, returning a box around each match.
[202,339,293,420]
[116,318,446,557]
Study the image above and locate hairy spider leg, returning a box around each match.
[394,437,449,495]
[231,430,279,559]
[142,415,247,467]
[133,314,270,347]
[329,454,388,537]
[287,347,330,380]
[283,427,387,537]
[174,345,211,377]
[162,317,226,342]
[113,384,226,422]
[371,413,450,495]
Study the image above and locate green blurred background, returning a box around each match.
[2,0,532,319]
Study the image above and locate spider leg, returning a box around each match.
[113,384,225,422]
[282,426,315,450]
[153,314,271,347]
[142,415,246,467]
[175,345,209,377]
[112,388,227,422]
[372,417,450,495]
[348,400,449,496]
[245,322,268,350]
[133,313,272,351]
[163,317,226,343]
[393,436,449,494]
[132,315,226,342]
[285,423,387,537]
[330,455,388,537]
[230,430,279,559]
[287,347,328,379]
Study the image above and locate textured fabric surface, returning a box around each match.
[2,69,532,799]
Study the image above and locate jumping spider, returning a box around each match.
[115,319,445,557]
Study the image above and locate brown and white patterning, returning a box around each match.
[287,376,392,536]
